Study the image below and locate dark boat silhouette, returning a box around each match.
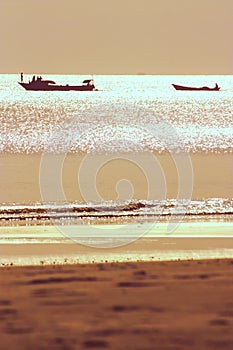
[18,73,97,91]
[172,83,220,91]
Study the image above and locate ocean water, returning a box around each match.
[0,74,232,230]
[0,74,232,154]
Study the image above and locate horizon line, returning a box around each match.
[1,72,232,76]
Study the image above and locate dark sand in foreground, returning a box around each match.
[0,259,232,350]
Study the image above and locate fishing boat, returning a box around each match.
[172,83,220,91]
[18,73,97,91]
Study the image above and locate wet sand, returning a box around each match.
[0,221,232,266]
[0,259,232,350]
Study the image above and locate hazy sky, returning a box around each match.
[0,0,232,74]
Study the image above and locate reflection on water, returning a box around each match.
[0,75,232,153]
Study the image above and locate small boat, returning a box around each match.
[172,83,220,91]
[18,73,97,91]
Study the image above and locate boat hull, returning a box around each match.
[172,84,220,91]
[18,82,96,91]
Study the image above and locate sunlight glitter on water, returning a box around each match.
[0,75,232,154]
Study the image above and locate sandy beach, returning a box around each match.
[0,259,232,350]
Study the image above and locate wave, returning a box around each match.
[0,199,232,223]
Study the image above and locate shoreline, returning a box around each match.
[0,221,232,266]
[1,246,232,266]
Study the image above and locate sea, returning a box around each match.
[0,74,232,254]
